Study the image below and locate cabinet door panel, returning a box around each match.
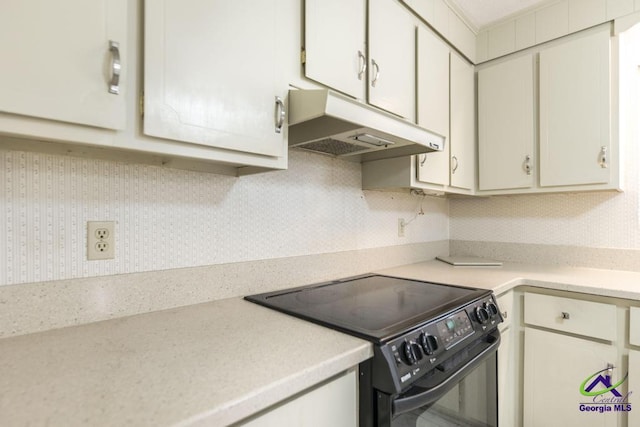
[539,27,610,187]
[416,26,449,186]
[368,0,416,120]
[240,369,357,426]
[450,53,475,190]
[524,328,617,427]
[628,350,639,427]
[144,0,285,157]
[497,326,514,427]
[305,0,366,100]
[478,55,535,190]
[0,0,127,130]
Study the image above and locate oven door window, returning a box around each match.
[392,353,498,427]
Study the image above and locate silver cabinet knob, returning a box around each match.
[561,312,570,320]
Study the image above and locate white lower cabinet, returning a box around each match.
[522,291,624,427]
[238,369,357,427]
[524,328,618,427]
[628,350,639,427]
[496,291,516,427]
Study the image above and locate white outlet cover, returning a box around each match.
[87,221,115,260]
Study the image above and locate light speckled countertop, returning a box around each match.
[376,260,640,300]
[0,297,372,427]
[1,260,639,426]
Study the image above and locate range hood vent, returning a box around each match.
[288,89,445,162]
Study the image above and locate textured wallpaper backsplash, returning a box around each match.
[451,142,640,250]
[0,148,449,286]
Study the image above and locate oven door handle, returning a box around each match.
[392,332,501,416]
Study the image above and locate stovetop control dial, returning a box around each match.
[401,341,420,366]
[475,306,490,324]
[419,333,438,355]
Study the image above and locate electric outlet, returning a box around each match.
[87,221,115,260]
[398,218,406,237]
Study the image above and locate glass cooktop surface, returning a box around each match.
[245,274,488,342]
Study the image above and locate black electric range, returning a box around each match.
[245,274,503,426]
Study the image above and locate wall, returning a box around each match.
[0,147,449,287]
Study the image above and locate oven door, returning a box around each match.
[376,331,499,427]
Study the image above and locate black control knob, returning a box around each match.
[475,306,490,324]
[486,302,499,317]
[419,333,439,355]
[402,341,419,365]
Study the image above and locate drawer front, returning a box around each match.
[631,307,640,346]
[496,291,513,331]
[524,293,616,341]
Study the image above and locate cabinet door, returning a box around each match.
[497,326,515,427]
[416,25,449,186]
[629,350,639,427]
[478,55,535,191]
[539,27,611,187]
[368,0,416,121]
[450,53,476,190]
[240,369,357,426]
[524,328,618,427]
[144,0,286,157]
[305,0,366,101]
[0,0,127,130]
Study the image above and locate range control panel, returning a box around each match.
[374,294,502,393]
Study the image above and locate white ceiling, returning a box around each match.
[448,0,550,29]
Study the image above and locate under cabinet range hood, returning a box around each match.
[288,89,445,161]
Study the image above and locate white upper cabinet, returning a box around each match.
[416,26,449,138]
[144,0,287,158]
[478,54,535,191]
[449,53,475,191]
[416,44,475,192]
[539,27,611,187]
[0,0,127,130]
[304,0,366,101]
[304,0,416,120]
[416,25,450,187]
[368,0,416,121]
[364,29,475,196]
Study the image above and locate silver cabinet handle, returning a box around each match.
[357,50,367,81]
[371,59,380,87]
[561,312,570,320]
[599,146,608,168]
[108,40,121,95]
[419,154,427,166]
[451,156,459,174]
[524,155,532,175]
[274,96,286,134]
